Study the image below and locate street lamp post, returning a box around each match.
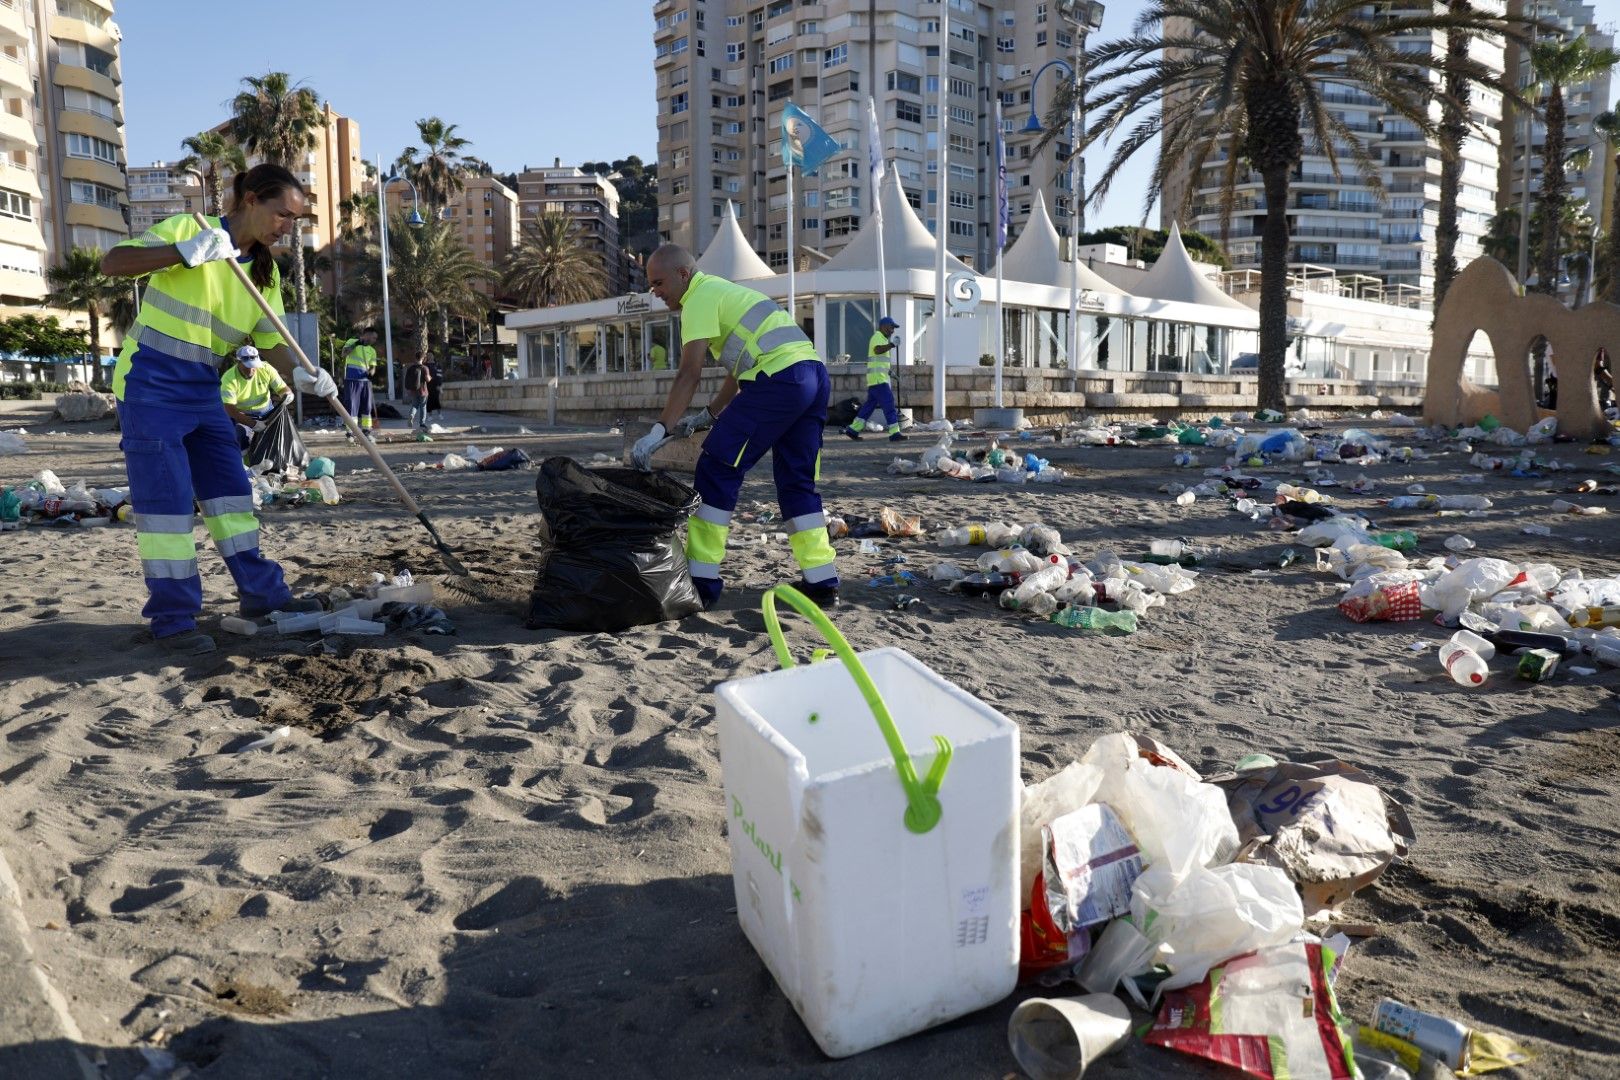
[1026,1,1104,374]
[377,154,426,401]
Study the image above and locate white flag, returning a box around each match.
[866,95,885,222]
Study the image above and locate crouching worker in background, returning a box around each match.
[220,345,293,451]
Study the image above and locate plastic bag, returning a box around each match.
[246,402,310,474]
[476,447,531,471]
[525,458,703,631]
[1019,762,1104,901]
[1422,558,1521,620]
[1130,861,1305,994]
[0,430,26,455]
[1143,942,1353,1078]
[1081,733,1239,884]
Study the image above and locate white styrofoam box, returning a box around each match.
[715,646,1020,1058]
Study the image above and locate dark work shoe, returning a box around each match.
[241,596,324,619]
[794,579,841,609]
[888,432,905,442]
[843,427,861,440]
[157,630,216,655]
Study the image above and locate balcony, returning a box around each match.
[49,15,119,54]
[0,107,29,145]
[62,155,123,189]
[64,200,126,233]
[0,3,24,43]
[0,52,28,93]
[55,107,122,142]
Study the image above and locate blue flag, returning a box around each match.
[781,101,841,176]
[994,99,1009,252]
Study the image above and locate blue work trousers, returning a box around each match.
[851,382,900,433]
[119,401,291,639]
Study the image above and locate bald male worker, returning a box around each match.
[632,244,839,608]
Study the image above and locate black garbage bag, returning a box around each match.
[525,457,703,631]
[827,396,864,428]
[246,401,309,473]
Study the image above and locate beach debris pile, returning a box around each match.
[0,469,128,528]
[888,432,1067,483]
[1008,732,1535,1080]
[404,444,532,472]
[225,569,455,641]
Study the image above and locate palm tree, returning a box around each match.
[1526,38,1620,297]
[176,130,245,215]
[1065,0,1527,410]
[229,71,325,313]
[354,214,495,360]
[337,191,379,246]
[1433,0,1474,309]
[46,247,124,366]
[1594,110,1620,303]
[1482,207,1520,267]
[396,117,472,214]
[502,211,609,308]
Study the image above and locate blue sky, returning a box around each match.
[117,1,1164,229]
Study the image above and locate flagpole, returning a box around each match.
[932,0,949,421]
[787,158,797,319]
[867,96,889,326]
[994,98,1005,410]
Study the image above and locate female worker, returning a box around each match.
[102,163,335,655]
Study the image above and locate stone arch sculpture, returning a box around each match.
[1425,257,1617,441]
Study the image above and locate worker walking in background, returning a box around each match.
[101,163,329,655]
[844,315,903,441]
[220,344,292,451]
[339,327,379,439]
[631,244,839,608]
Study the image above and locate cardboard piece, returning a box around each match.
[621,421,709,473]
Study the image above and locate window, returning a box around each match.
[726,14,743,26]
[768,53,794,74]
[895,99,921,124]
[726,42,745,61]
[670,92,688,114]
[1036,31,1047,47]
[997,36,1014,53]
[696,38,705,56]
[824,187,858,209]
[752,10,764,31]
[768,79,792,101]
[887,71,920,94]
[798,19,818,33]
[61,87,117,119]
[948,220,975,237]
[1057,31,1072,49]
[64,132,117,164]
[672,177,689,195]
[725,121,742,134]
[949,77,973,97]
[896,42,922,66]
[68,180,120,209]
[949,132,973,154]
[803,191,819,207]
[949,106,974,125]
[55,0,108,27]
[949,190,975,209]
[0,187,30,220]
[1035,3,1047,23]
[823,44,848,69]
[724,94,742,107]
[671,36,689,55]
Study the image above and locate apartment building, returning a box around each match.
[1499,0,1616,286]
[126,161,201,234]
[654,1,1105,278]
[1159,3,1508,299]
[515,160,630,295]
[0,0,130,314]
[443,173,519,301]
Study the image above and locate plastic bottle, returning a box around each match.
[1450,628,1496,661]
[1008,563,1067,603]
[1371,530,1418,553]
[977,548,1044,574]
[1050,607,1138,633]
[1279,547,1301,568]
[1438,640,1489,686]
[1591,635,1620,667]
[1174,491,1196,506]
[1053,572,1096,605]
[1149,539,1186,558]
[1569,606,1620,628]
[940,524,987,546]
[1000,589,1059,615]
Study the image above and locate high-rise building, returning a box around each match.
[0,0,130,314]
[653,0,1094,276]
[516,160,630,294]
[444,174,519,301]
[1159,3,1508,299]
[1499,0,1615,294]
[126,161,202,234]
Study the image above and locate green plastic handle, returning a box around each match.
[761,585,951,835]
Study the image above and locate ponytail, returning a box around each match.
[227,163,305,290]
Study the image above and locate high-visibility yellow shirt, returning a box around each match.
[220,364,290,414]
[341,340,379,379]
[865,331,893,386]
[679,271,818,381]
[650,343,668,370]
[111,213,285,410]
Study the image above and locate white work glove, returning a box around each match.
[631,423,670,472]
[673,406,714,438]
[251,419,268,434]
[175,227,239,268]
[293,367,338,399]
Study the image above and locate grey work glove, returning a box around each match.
[631,423,671,472]
[673,406,715,438]
[175,227,238,268]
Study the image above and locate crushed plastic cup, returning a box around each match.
[237,726,292,754]
[1075,917,1156,994]
[1444,535,1476,552]
[1007,993,1133,1080]
[1174,491,1195,506]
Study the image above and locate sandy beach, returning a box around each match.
[1,395,1616,1079]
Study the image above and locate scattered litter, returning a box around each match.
[236,726,292,753]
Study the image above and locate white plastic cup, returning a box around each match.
[1075,918,1155,994]
[1008,993,1134,1080]
[1450,628,1495,661]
